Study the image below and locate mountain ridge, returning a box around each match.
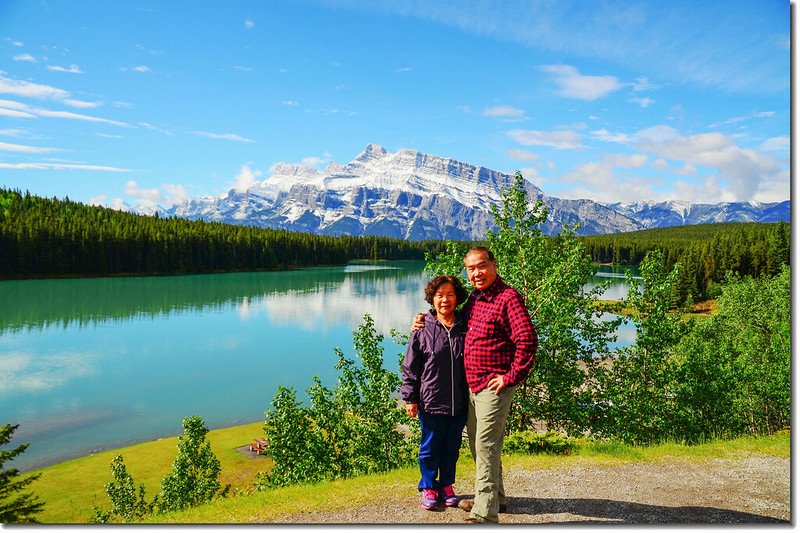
[157,144,789,240]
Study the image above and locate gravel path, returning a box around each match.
[274,456,790,525]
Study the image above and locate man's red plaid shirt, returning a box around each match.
[463,276,538,393]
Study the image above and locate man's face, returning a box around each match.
[464,251,498,291]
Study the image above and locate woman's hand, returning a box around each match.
[405,403,418,418]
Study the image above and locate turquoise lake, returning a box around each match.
[0,262,637,472]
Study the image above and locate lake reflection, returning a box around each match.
[0,262,636,471]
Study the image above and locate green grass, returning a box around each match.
[28,421,267,523]
[26,427,789,524]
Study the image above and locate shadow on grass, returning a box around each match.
[505,497,788,524]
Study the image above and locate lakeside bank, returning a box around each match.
[22,422,789,524]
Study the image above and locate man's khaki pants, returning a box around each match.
[466,385,516,523]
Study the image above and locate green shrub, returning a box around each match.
[503,430,580,456]
[257,314,416,489]
[91,415,228,523]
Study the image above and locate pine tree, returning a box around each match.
[0,424,44,523]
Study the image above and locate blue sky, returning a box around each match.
[0,0,791,211]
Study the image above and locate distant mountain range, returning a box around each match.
[155,144,790,240]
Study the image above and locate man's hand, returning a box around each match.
[405,403,418,418]
[410,312,425,332]
[486,374,506,394]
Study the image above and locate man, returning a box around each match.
[414,247,537,523]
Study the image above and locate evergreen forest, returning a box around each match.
[0,188,789,292]
[580,221,790,303]
[0,188,445,278]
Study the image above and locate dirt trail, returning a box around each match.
[273,456,790,525]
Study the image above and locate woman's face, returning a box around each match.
[433,282,457,320]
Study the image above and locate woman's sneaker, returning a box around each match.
[440,485,460,507]
[421,488,439,510]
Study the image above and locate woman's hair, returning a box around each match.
[424,275,469,306]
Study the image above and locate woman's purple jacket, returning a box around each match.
[401,310,468,417]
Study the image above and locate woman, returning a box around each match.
[401,275,469,511]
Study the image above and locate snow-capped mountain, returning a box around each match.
[159,144,790,240]
[163,144,639,240]
[606,200,790,229]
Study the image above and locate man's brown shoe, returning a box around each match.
[458,499,474,512]
[458,499,508,513]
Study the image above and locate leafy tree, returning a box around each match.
[712,267,790,434]
[668,315,742,443]
[156,415,230,513]
[91,455,152,524]
[594,251,684,444]
[0,424,44,523]
[258,314,416,488]
[666,266,790,442]
[426,172,620,435]
[91,415,228,522]
[258,386,331,487]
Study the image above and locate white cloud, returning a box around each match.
[13,53,36,62]
[125,180,161,203]
[188,130,254,143]
[507,129,583,150]
[47,64,83,74]
[395,67,413,73]
[712,110,776,128]
[138,122,174,136]
[0,82,125,125]
[63,99,101,108]
[0,141,56,153]
[635,129,787,201]
[130,66,151,73]
[541,64,622,101]
[591,129,632,144]
[483,105,524,118]
[245,19,255,29]
[630,96,655,108]
[507,148,539,161]
[88,194,107,206]
[162,183,190,204]
[632,77,660,91]
[760,136,789,152]
[0,107,36,118]
[230,163,262,192]
[558,153,653,203]
[634,125,679,143]
[33,107,127,127]
[0,75,69,100]
[0,162,131,171]
[0,128,29,137]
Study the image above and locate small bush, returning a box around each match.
[91,415,228,523]
[257,315,416,489]
[503,430,580,456]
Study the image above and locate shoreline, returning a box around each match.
[23,419,265,475]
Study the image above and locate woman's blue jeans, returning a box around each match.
[417,410,467,490]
